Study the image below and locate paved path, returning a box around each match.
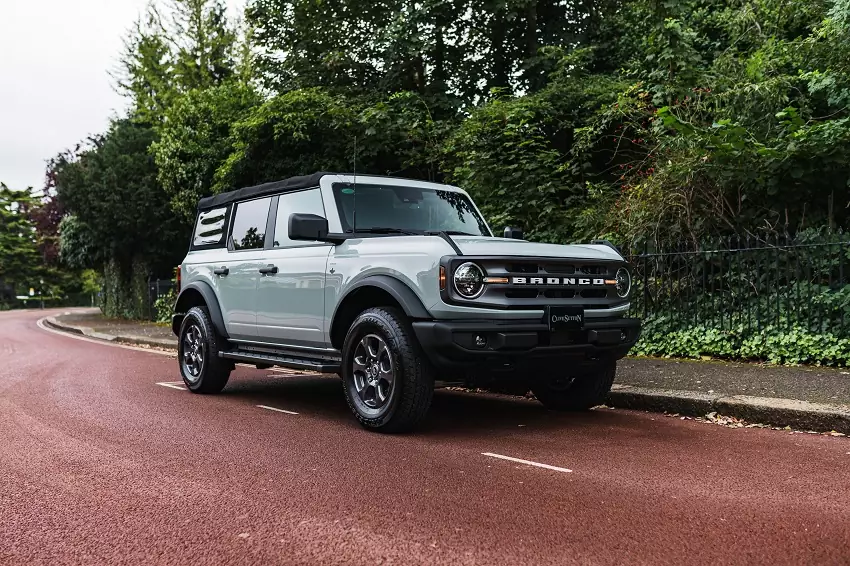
[1,309,848,565]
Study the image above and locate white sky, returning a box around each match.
[0,0,245,193]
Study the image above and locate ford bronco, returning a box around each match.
[171,172,640,432]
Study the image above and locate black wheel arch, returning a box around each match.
[330,275,431,350]
[172,281,229,339]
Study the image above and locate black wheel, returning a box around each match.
[341,307,434,432]
[531,360,616,411]
[178,306,232,394]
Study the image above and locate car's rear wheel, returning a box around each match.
[178,306,232,394]
[531,360,616,411]
[341,307,434,432]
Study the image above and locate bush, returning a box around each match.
[634,320,850,367]
[153,285,177,324]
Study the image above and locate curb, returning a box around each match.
[44,316,177,349]
[608,384,850,435]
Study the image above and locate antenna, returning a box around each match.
[352,135,357,234]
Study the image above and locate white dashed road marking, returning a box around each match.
[481,452,573,473]
[257,405,299,415]
[156,382,187,390]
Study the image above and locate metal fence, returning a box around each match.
[147,278,177,321]
[625,237,850,337]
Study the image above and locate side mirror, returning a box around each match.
[289,213,330,241]
[503,226,524,240]
[288,213,348,245]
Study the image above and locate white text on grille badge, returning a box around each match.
[511,277,606,286]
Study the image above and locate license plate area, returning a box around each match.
[547,305,584,331]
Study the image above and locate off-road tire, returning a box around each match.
[531,360,616,411]
[178,306,232,394]
[341,307,434,433]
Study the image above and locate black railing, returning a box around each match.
[147,278,177,321]
[626,237,850,337]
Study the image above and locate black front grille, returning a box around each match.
[507,263,541,274]
[444,255,627,310]
[540,263,576,274]
[505,289,540,299]
[543,289,576,299]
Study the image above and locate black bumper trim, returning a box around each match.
[412,317,641,370]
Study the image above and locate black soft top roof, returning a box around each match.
[197,172,334,210]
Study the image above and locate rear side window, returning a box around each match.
[193,206,229,248]
[273,188,325,247]
[230,197,271,250]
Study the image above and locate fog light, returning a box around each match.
[474,334,487,348]
[620,331,627,342]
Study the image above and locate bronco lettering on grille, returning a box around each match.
[511,277,606,286]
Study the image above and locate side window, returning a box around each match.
[193,206,228,247]
[273,189,325,247]
[230,197,271,250]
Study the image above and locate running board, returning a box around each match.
[219,350,341,373]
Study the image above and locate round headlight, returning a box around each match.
[615,267,631,298]
[453,262,485,298]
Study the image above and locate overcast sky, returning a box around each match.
[0,0,244,193]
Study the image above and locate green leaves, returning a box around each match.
[152,83,261,223]
[0,185,40,296]
[55,120,186,278]
[635,323,850,367]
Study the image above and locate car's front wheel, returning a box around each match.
[178,306,232,394]
[531,360,616,411]
[341,307,434,432]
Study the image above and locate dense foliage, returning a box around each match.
[0,184,89,308]
[36,0,850,364]
[629,230,850,365]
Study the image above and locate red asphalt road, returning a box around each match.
[1,309,848,565]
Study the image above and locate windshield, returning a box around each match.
[332,183,491,236]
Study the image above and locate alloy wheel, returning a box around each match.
[352,334,395,409]
[181,323,205,383]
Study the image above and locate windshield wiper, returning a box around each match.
[435,230,477,236]
[354,227,420,236]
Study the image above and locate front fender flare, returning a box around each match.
[332,274,432,322]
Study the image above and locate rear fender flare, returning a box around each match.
[172,281,229,338]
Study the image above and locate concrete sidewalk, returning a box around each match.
[45,309,850,433]
[45,308,177,348]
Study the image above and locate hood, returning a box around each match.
[450,236,624,262]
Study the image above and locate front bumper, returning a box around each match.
[412,317,641,371]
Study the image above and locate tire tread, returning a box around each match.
[531,361,616,411]
[342,307,434,433]
[180,306,231,394]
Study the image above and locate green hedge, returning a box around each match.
[634,318,850,367]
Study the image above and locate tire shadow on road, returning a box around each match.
[216,372,639,438]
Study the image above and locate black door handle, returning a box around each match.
[213,267,229,276]
[259,264,278,275]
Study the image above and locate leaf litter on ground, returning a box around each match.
[665,411,847,437]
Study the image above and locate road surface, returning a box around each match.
[1,308,848,565]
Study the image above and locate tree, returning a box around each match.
[115,4,175,126]
[115,0,240,126]
[245,0,594,101]
[152,82,261,223]
[0,184,40,298]
[54,120,188,317]
[168,0,237,90]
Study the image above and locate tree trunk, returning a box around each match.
[433,25,446,91]
[525,0,540,90]
[489,13,509,92]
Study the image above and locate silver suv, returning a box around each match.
[171,172,641,432]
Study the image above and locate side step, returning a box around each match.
[219,350,341,373]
